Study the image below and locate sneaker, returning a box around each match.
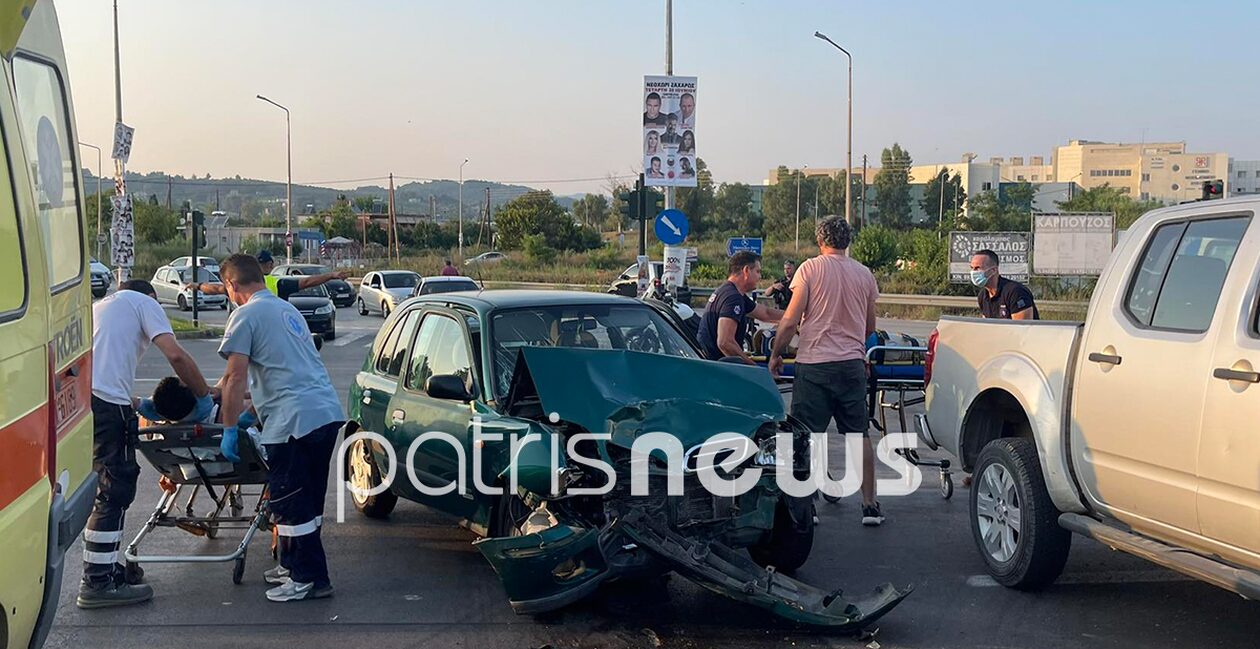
[264,579,330,604]
[861,502,885,527]
[77,581,154,609]
[263,564,291,585]
[113,562,144,586]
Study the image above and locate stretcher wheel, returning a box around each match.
[233,556,246,585]
[205,521,219,539]
[940,472,954,500]
[822,470,842,504]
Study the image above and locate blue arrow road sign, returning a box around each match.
[726,237,763,257]
[655,209,689,245]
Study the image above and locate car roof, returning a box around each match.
[422,275,477,282]
[378,269,419,276]
[411,289,640,311]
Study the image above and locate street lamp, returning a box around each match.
[79,141,103,259]
[795,164,807,252]
[256,94,292,263]
[458,158,469,260]
[814,31,852,225]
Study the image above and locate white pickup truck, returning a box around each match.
[919,198,1260,598]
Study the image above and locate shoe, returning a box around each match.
[77,581,154,609]
[113,562,144,586]
[861,502,885,527]
[263,564,291,585]
[266,579,332,602]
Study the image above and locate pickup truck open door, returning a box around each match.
[1072,214,1250,537]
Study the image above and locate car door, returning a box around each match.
[387,308,480,518]
[357,308,422,462]
[1072,214,1250,537]
[156,268,180,304]
[364,273,382,313]
[1197,214,1260,559]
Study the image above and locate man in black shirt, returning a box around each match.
[765,259,796,311]
[697,252,784,362]
[970,249,1038,320]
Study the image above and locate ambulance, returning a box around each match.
[0,1,97,647]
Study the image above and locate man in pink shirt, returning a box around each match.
[769,215,883,526]
[440,260,459,276]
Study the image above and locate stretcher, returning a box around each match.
[123,422,271,584]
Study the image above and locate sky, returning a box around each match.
[57,0,1260,196]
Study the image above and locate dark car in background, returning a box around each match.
[90,257,112,298]
[273,263,356,307]
[411,275,479,297]
[288,284,337,339]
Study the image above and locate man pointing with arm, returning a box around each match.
[190,250,349,301]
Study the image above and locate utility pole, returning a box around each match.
[663,0,674,214]
[459,158,469,260]
[939,167,946,230]
[388,173,399,263]
[429,195,436,221]
[112,0,130,282]
[166,175,171,209]
[215,188,220,211]
[637,173,647,256]
[794,168,803,252]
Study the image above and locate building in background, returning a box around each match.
[1228,159,1260,196]
[1051,140,1228,203]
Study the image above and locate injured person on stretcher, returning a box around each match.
[136,377,267,482]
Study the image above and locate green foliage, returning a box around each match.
[964,187,1032,231]
[133,201,180,244]
[850,225,899,271]
[921,169,967,221]
[1056,184,1163,229]
[689,261,727,281]
[572,193,611,229]
[495,190,601,252]
[762,167,817,242]
[522,234,557,265]
[874,143,913,228]
[585,245,624,270]
[675,158,716,237]
[708,182,760,235]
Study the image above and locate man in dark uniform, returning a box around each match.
[970,249,1039,320]
[766,260,796,311]
[696,251,783,362]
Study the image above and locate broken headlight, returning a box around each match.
[752,435,781,467]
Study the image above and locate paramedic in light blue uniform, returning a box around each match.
[215,253,345,602]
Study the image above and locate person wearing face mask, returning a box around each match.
[970,249,1038,320]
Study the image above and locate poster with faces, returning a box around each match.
[642,75,696,188]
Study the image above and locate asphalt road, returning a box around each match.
[46,303,1260,649]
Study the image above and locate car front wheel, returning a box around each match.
[357,297,368,316]
[347,438,397,519]
[971,437,1071,590]
[748,499,815,572]
[177,295,189,311]
[381,301,391,318]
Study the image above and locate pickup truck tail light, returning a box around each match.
[924,328,939,386]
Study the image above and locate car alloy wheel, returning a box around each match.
[975,462,1021,563]
[358,298,368,316]
[177,294,188,311]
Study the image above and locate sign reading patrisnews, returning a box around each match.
[1032,212,1115,276]
[642,75,697,188]
[111,121,135,163]
[949,232,1029,283]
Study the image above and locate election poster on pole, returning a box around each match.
[110,193,135,268]
[642,75,696,188]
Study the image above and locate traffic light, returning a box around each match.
[617,190,638,218]
[1202,179,1225,200]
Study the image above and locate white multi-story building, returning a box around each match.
[1229,160,1260,197]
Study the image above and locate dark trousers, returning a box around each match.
[265,421,342,589]
[83,396,141,585]
[791,360,869,436]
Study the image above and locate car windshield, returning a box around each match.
[421,280,478,295]
[383,273,419,288]
[292,284,330,298]
[295,265,331,275]
[178,268,220,283]
[489,303,700,398]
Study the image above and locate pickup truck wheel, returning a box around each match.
[971,438,1070,589]
[749,500,815,573]
[347,438,397,519]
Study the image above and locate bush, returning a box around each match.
[585,245,626,270]
[690,261,727,281]
[851,225,899,271]
[523,234,557,265]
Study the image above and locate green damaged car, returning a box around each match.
[344,290,911,630]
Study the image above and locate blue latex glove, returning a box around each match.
[220,426,241,463]
[236,410,257,430]
[191,394,216,422]
[136,398,161,421]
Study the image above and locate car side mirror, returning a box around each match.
[425,374,472,402]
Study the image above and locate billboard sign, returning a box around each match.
[643,75,697,188]
[949,231,1029,283]
[727,237,763,257]
[1032,212,1115,276]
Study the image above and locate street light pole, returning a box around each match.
[795,165,806,252]
[256,94,292,263]
[459,158,469,260]
[79,142,103,259]
[814,31,852,225]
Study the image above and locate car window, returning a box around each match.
[369,274,380,288]
[375,309,421,378]
[1126,217,1250,331]
[407,314,473,393]
[489,304,700,397]
[292,284,329,298]
[13,56,83,292]
[383,273,419,289]
[420,280,478,295]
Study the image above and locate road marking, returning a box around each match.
[331,332,369,347]
[967,570,1193,588]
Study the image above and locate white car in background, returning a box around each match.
[464,251,505,266]
[151,265,227,311]
[168,256,220,274]
[357,270,420,317]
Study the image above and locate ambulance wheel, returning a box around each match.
[233,556,246,584]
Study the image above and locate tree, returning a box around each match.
[1056,184,1163,229]
[711,182,759,234]
[762,167,817,242]
[850,225,899,271]
[352,195,380,214]
[133,201,179,244]
[874,143,913,229]
[964,188,1030,232]
[572,193,611,229]
[675,158,716,237]
[494,190,601,251]
[921,169,966,226]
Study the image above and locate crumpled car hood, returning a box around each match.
[507,346,785,448]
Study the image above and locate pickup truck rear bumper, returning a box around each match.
[913,413,940,451]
